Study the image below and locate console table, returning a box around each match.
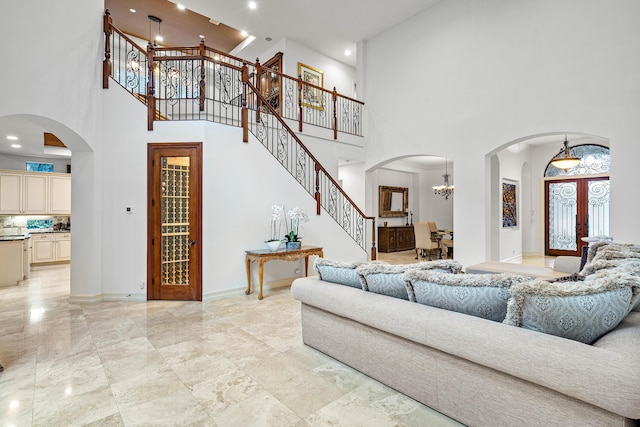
[245,246,324,300]
[378,225,415,253]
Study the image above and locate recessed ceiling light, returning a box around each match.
[11,144,21,148]
[248,1,257,10]
[241,30,248,37]
[345,49,352,56]
[177,4,186,10]
[199,34,205,39]
[6,135,18,140]
[265,36,272,42]
[129,8,136,13]
[156,35,164,42]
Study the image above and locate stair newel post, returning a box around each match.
[371,218,377,260]
[297,75,303,132]
[255,58,262,122]
[103,9,112,89]
[199,38,205,112]
[332,86,338,140]
[315,163,321,215]
[241,62,249,143]
[146,42,156,131]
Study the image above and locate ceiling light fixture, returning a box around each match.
[550,136,581,170]
[148,15,162,45]
[345,49,352,56]
[240,30,249,37]
[129,8,136,13]
[6,135,18,140]
[248,1,257,10]
[11,144,21,148]
[433,158,454,200]
[177,4,186,10]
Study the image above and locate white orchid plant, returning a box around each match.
[285,206,310,242]
[267,204,284,242]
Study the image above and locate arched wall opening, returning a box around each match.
[0,114,99,299]
[486,131,609,262]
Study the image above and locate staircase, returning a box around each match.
[102,11,376,258]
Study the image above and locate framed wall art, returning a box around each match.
[298,62,324,110]
[502,180,517,228]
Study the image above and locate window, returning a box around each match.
[544,144,610,177]
[26,162,54,172]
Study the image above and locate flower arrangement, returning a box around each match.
[285,206,309,242]
[267,204,284,243]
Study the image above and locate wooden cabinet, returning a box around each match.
[0,170,70,215]
[378,225,415,253]
[31,233,71,264]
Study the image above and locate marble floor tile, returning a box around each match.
[0,264,463,426]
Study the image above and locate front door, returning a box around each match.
[147,143,202,300]
[545,177,609,257]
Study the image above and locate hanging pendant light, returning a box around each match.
[433,158,454,200]
[550,136,581,170]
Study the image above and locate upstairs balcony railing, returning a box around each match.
[102,11,363,138]
[102,11,375,258]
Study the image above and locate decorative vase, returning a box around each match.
[265,240,281,252]
[286,241,301,250]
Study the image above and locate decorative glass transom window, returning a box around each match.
[544,144,610,177]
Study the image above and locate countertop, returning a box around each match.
[0,233,31,241]
[0,230,71,241]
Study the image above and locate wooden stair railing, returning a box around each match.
[241,67,376,259]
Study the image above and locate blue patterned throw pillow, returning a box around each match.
[314,259,387,289]
[357,261,463,301]
[404,271,530,321]
[504,271,640,344]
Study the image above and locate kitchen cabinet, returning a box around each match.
[0,172,22,214]
[0,170,71,215]
[378,225,415,253]
[31,233,70,264]
[0,240,23,287]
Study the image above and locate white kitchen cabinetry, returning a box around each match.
[32,233,71,264]
[32,234,55,263]
[0,170,70,215]
[24,174,48,214]
[50,176,71,214]
[0,172,22,214]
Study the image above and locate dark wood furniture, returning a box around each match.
[378,225,415,253]
[245,245,323,300]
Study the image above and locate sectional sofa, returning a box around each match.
[290,243,640,426]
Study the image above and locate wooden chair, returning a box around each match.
[415,222,441,260]
[428,221,453,258]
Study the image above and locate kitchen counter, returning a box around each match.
[0,233,31,241]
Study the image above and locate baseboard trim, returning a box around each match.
[203,277,295,302]
[68,294,104,304]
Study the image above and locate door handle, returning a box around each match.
[189,240,196,246]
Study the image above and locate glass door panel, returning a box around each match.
[161,156,191,286]
[587,180,610,237]
[548,181,577,252]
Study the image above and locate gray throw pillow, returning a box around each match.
[504,271,640,344]
[357,260,462,301]
[314,259,387,289]
[404,271,529,321]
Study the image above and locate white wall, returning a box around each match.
[0,154,70,174]
[101,86,366,299]
[363,0,640,267]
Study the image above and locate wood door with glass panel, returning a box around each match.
[545,177,609,257]
[147,143,202,300]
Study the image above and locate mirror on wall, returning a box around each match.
[378,186,408,217]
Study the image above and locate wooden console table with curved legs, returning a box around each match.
[245,246,324,300]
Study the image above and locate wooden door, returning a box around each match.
[147,143,202,301]
[545,177,609,257]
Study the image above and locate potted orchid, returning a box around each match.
[265,204,284,251]
[284,206,309,249]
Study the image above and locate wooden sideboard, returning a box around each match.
[378,225,415,253]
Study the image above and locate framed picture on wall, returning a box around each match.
[298,62,324,110]
[502,180,517,228]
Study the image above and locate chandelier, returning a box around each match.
[550,136,581,170]
[433,158,454,200]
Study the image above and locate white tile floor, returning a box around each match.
[0,264,462,426]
